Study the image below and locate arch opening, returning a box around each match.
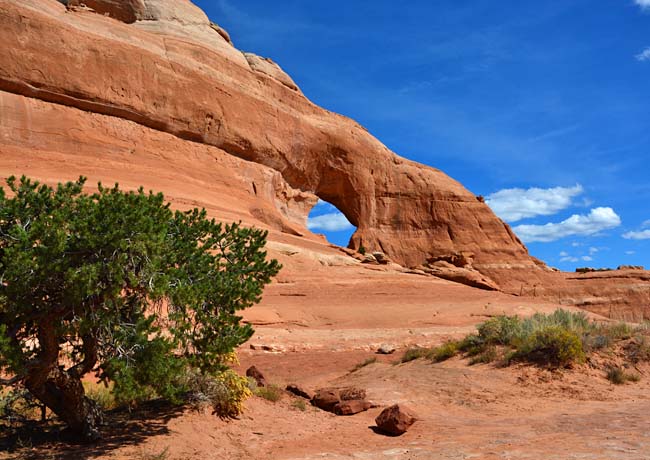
[307,199,357,248]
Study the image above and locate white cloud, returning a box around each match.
[582,256,593,262]
[307,212,354,232]
[635,0,650,10]
[626,251,636,255]
[513,207,622,243]
[636,48,650,62]
[559,251,569,257]
[642,220,650,228]
[589,247,599,255]
[486,184,584,222]
[623,229,650,240]
[560,256,579,263]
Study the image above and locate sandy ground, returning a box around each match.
[3,262,649,460]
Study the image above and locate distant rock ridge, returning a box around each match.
[1,0,649,318]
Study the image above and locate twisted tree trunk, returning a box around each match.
[23,321,104,441]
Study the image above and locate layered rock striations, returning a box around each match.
[0,0,540,283]
[0,0,648,317]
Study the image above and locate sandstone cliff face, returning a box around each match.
[0,0,649,318]
[0,0,539,280]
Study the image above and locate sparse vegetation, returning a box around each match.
[606,367,640,385]
[291,399,307,411]
[431,341,459,363]
[187,369,253,418]
[469,346,497,365]
[351,357,377,372]
[398,309,650,374]
[401,347,432,363]
[254,384,283,403]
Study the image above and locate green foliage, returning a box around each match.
[430,341,459,363]
[358,245,366,256]
[478,315,522,346]
[469,346,497,365]
[0,176,279,429]
[399,342,459,364]
[459,310,598,367]
[512,325,585,366]
[400,347,432,363]
[255,384,283,403]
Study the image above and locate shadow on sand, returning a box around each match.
[0,399,187,460]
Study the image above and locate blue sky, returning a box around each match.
[196,0,650,270]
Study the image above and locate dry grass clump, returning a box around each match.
[350,357,378,372]
[254,384,283,403]
[606,366,641,385]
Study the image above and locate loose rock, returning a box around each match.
[311,389,340,412]
[375,404,417,436]
[333,400,372,416]
[377,344,396,355]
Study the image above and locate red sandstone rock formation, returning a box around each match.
[0,0,649,317]
[0,0,540,283]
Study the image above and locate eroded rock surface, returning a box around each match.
[0,0,537,286]
[0,0,649,317]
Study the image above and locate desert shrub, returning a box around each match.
[517,310,592,343]
[512,325,585,366]
[255,384,283,403]
[478,315,522,345]
[606,366,640,385]
[430,341,459,363]
[351,357,377,372]
[469,346,497,365]
[401,347,432,363]
[457,334,486,356]
[186,369,252,418]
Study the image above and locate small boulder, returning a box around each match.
[362,254,378,264]
[339,387,367,401]
[375,404,417,436]
[377,344,396,355]
[286,384,313,400]
[372,252,390,265]
[246,366,267,387]
[333,400,372,416]
[311,388,340,412]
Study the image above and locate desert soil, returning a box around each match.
[3,263,650,460]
